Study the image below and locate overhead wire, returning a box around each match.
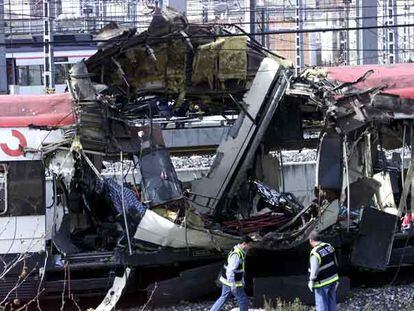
[4,2,414,24]
[2,21,414,47]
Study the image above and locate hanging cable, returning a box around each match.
[343,134,351,232]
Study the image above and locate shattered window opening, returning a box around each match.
[6,161,45,216]
[0,164,7,215]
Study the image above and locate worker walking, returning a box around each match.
[308,231,339,311]
[210,235,253,311]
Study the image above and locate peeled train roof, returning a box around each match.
[0,92,75,127]
[327,63,414,100]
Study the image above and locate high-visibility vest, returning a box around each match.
[219,245,246,287]
[310,242,339,288]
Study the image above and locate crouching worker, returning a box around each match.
[210,235,253,311]
[308,231,339,311]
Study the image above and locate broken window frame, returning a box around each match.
[3,161,46,217]
[0,163,8,215]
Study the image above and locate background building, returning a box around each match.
[2,0,414,94]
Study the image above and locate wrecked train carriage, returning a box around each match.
[79,10,323,250]
[0,76,234,306]
[290,64,414,271]
[81,11,337,253]
[4,10,414,306]
[0,13,302,305]
[84,9,291,118]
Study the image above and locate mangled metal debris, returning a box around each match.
[3,8,414,309]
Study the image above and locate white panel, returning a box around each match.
[0,216,45,254]
[95,268,131,311]
[45,177,55,240]
[374,172,398,215]
[191,58,282,210]
[0,128,64,161]
[134,210,237,250]
[9,50,97,66]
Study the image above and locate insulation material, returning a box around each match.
[218,36,248,83]
[165,40,187,93]
[192,38,225,87]
[373,172,397,215]
[192,36,248,88]
[124,46,167,90]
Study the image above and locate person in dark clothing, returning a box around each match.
[210,235,253,311]
[308,231,339,311]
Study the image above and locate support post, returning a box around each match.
[295,0,304,75]
[261,7,265,46]
[0,0,6,94]
[43,0,55,92]
[250,0,256,40]
[344,0,351,64]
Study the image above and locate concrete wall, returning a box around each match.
[178,161,317,206]
[281,162,316,207]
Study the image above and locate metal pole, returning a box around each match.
[250,0,256,40]
[295,0,304,75]
[402,125,406,187]
[99,0,105,31]
[344,0,351,64]
[261,7,265,46]
[0,0,6,94]
[120,152,133,255]
[43,0,55,92]
[202,0,208,23]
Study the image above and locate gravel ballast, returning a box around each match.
[123,283,414,310]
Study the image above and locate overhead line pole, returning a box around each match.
[295,0,304,75]
[344,0,351,64]
[0,0,7,94]
[43,0,55,92]
[250,0,256,40]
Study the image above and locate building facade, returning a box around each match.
[3,0,414,94]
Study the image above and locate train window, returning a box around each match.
[17,65,44,86]
[6,161,45,216]
[0,164,7,214]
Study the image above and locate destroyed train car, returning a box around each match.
[1,9,414,308]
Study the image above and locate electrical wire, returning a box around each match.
[1,21,414,48]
